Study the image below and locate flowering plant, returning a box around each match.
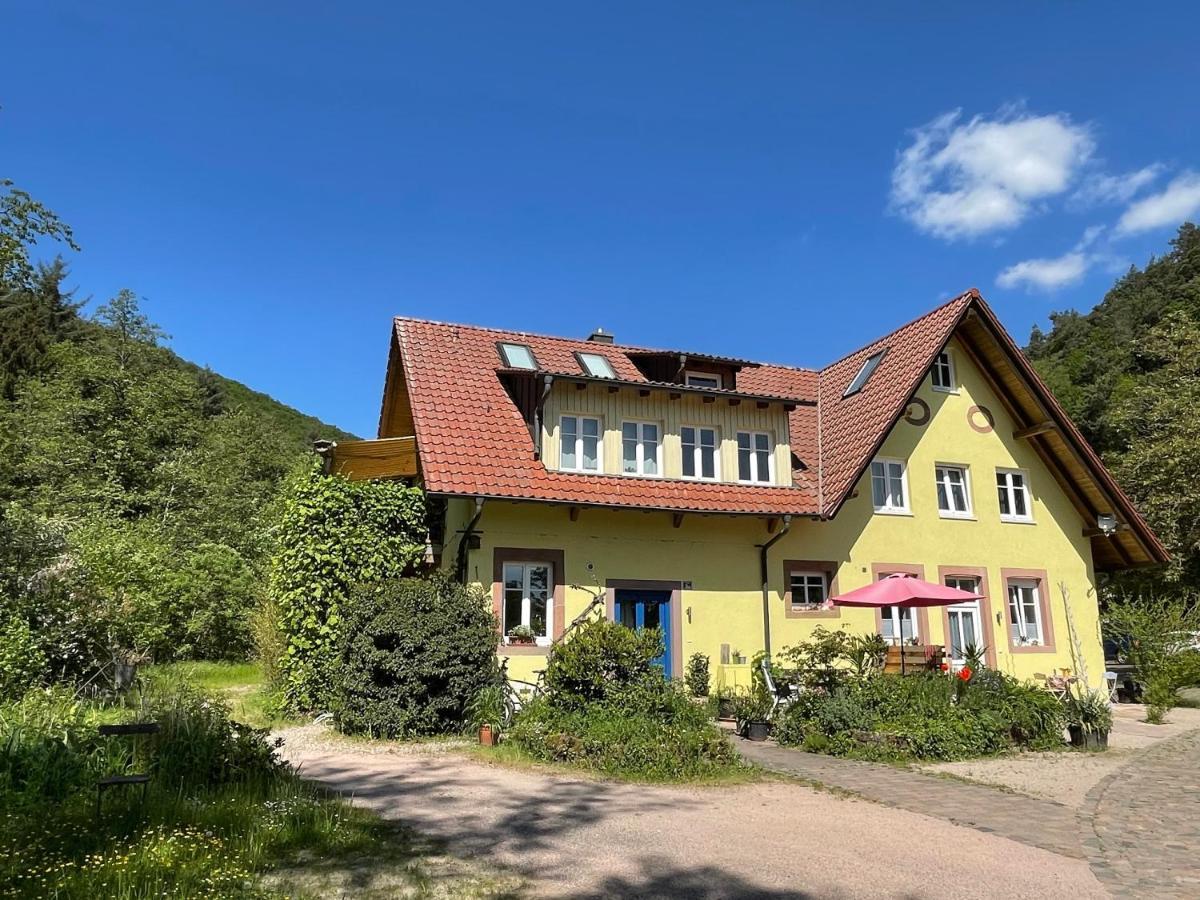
[958,666,973,681]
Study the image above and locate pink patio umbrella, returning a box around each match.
[825,573,984,673]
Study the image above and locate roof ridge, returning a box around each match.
[818,289,978,373]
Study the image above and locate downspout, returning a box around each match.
[758,514,792,657]
[455,497,485,584]
[532,374,554,459]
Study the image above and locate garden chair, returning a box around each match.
[96,722,159,818]
[759,658,797,718]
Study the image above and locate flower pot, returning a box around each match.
[717,698,735,720]
[508,637,535,646]
[1068,725,1109,751]
[746,720,771,742]
[478,724,498,747]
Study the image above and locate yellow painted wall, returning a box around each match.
[541,381,792,485]
[446,337,1106,690]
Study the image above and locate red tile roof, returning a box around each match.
[385,293,1165,566]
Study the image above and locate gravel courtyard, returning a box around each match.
[281,732,1106,899]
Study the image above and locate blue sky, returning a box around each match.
[5,2,1198,437]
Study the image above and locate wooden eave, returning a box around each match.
[954,302,1168,571]
[327,436,419,481]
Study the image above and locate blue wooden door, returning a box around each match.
[614,589,672,677]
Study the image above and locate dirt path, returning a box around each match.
[282,738,1105,899]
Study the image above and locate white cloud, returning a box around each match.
[891,108,1094,240]
[1072,164,1164,206]
[996,252,1090,291]
[1116,171,1200,234]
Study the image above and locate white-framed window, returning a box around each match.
[685,371,723,390]
[931,351,956,392]
[944,576,983,665]
[621,421,660,476]
[559,415,602,472]
[844,349,886,397]
[870,457,909,513]
[996,468,1033,522]
[1007,579,1044,646]
[935,464,972,518]
[789,571,828,608]
[736,431,773,483]
[880,605,917,645]
[498,342,537,369]
[578,352,616,379]
[502,561,553,644]
[681,426,719,480]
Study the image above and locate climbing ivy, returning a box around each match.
[270,459,427,711]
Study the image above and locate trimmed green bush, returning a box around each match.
[270,460,427,711]
[685,653,710,697]
[509,618,741,779]
[334,575,498,738]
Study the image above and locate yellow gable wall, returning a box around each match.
[447,336,1106,690]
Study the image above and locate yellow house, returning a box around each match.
[329,290,1167,690]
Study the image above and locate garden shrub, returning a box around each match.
[334,574,498,738]
[1104,593,1200,723]
[509,618,741,779]
[774,670,1064,761]
[270,460,427,711]
[685,652,710,697]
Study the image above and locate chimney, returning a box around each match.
[587,327,614,344]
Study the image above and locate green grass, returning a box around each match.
[466,740,761,786]
[144,661,295,730]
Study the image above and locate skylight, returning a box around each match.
[578,352,617,379]
[843,349,886,397]
[498,342,538,370]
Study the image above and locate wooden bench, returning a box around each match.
[883,644,946,675]
[96,722,159,817]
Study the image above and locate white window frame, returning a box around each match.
[788,571,828,609]
[870,457,909,514]
[736,431,774,484]
[578,352,616,379]
[1007,579,1044,646]
[681,425,720,481]
[935,464,973,519]
[621,420,661,477]
[684,371,723,390]
[996,468,1034,523]
[558,414,602,473]
[502,561,554,645]
[879,606,919,645]
[931,350,957,392]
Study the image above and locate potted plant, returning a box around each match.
[1065,688,1113,750]
[468,684,506,746]
[714,687,738,721]
[731,692,773,741]
[507,624,536,645]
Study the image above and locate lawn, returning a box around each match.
[144,660,293,730]
[0,680,521,898]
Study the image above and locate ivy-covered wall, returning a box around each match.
[270,460,428,711]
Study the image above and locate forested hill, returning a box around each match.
[0,182,356,667]
[1025,222,1200,589]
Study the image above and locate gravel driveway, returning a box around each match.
[281,733,1104,899]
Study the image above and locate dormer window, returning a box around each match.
[578,352,617,379]
[499,342,538,369]
[844,350,886,397]
[685,371,723,390]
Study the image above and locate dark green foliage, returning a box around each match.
[334,575,498,737]
[684,652,710,697]
[271,461,427,711]
[1026,223,1200,589]
[542,619,665,710]
[774,672,1064,761]
[508,618,742,779]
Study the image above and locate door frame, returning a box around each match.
[606,579,683,679]
[937,566,998,668]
